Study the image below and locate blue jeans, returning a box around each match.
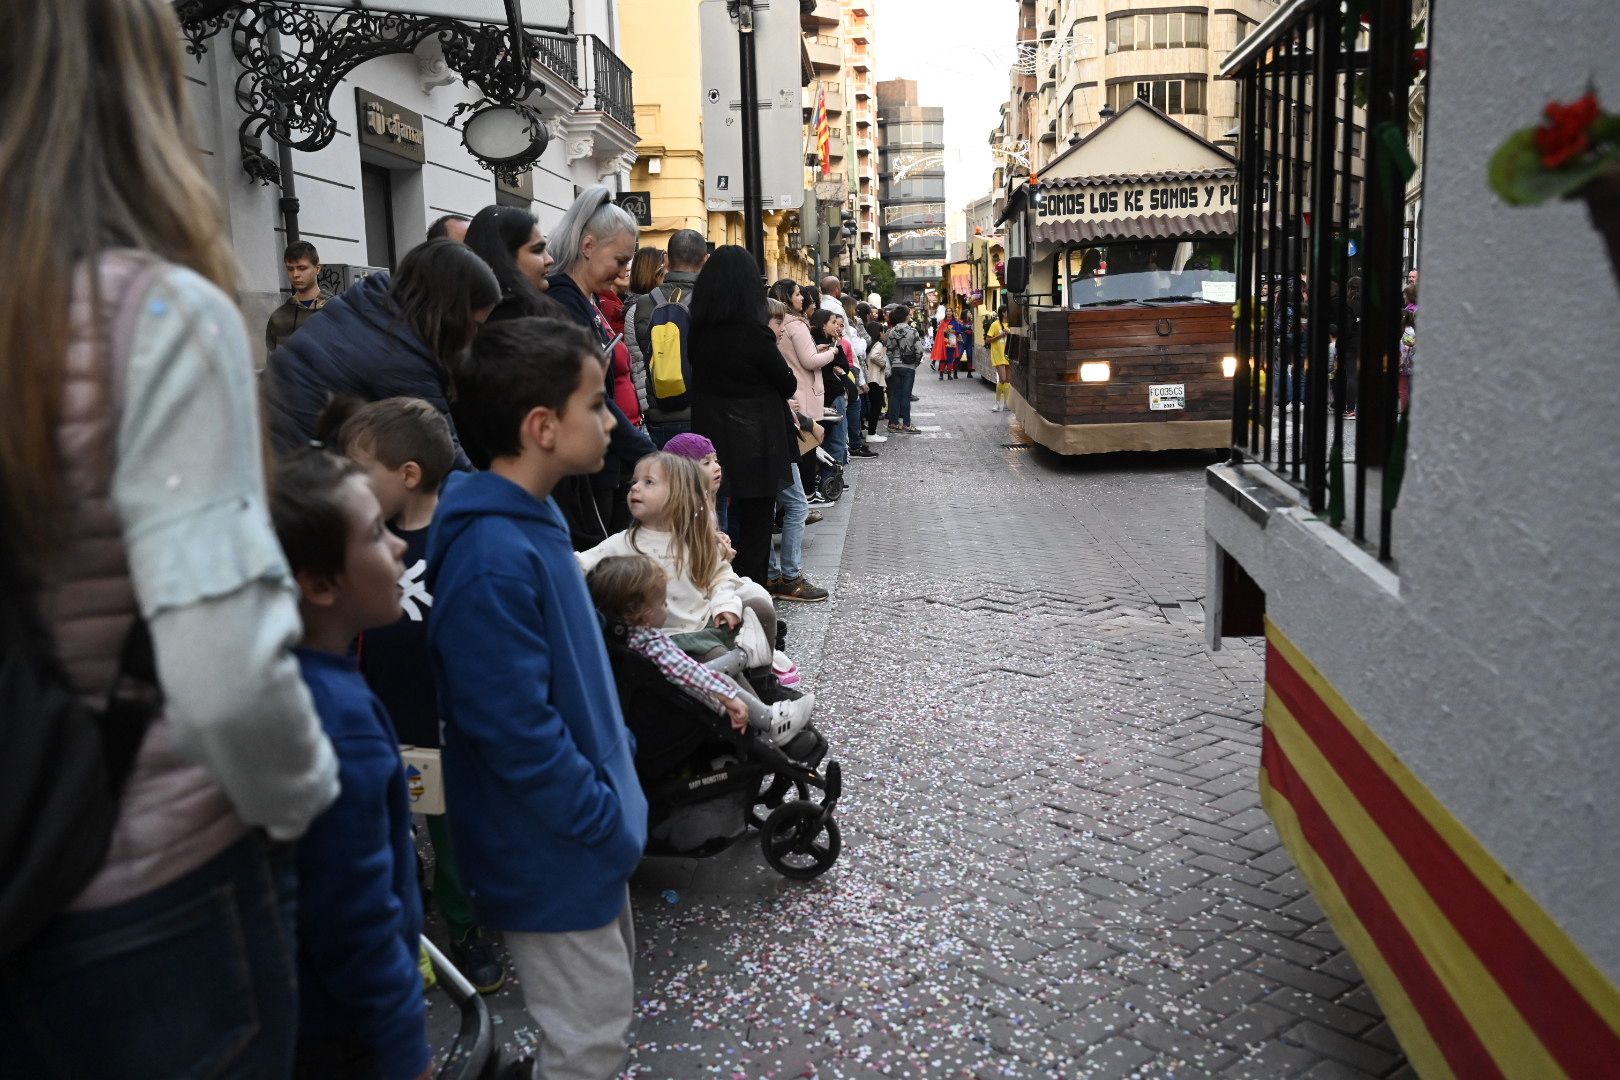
[823,396,849,467]
[848,393,866,451]
[887,366,917,426]
[1,834,299,1079]
[770,463,809,581]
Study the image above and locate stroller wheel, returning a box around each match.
[747,773,809,829]
[819,470,845,502]
[761,802,841,880]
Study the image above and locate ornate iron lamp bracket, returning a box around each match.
[178,2,550,172]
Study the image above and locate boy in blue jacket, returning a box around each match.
[269,449,428,1080]
[427,317,648,1080]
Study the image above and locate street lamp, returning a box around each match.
[174,0,561,183]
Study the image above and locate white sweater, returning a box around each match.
[578,527,745,633]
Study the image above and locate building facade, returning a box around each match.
[182,1,636,364]
[991,0,1278,184]
[876,79,945,302]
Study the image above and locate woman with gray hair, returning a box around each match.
[546,185,657,542]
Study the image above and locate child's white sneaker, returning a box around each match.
[764,692,815,746]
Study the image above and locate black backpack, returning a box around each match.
[0,255,164,956]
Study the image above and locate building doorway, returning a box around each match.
[361,163,397,269]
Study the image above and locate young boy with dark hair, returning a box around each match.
[426,317,647,1079]
[327,397,506,994]
[266,240,332,356]
[268,449,429,1080]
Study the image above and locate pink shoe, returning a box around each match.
[772,650,801,690]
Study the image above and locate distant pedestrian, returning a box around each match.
[636,229,708,446]
[265,240,332,357]
[987,307,1012,412]
[885,305,924,433]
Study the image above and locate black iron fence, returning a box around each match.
[533,31,579,87]
[583,34,636,132]
[1223,0,1423,561]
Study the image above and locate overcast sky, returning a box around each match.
[873,0,1015,244]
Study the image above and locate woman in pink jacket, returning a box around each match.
[769,279,838,417]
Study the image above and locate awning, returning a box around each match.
[1034,211,1237,244]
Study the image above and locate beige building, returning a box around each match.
[993,0,1279,187]
[802,0,879,279]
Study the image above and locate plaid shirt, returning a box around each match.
[626,626,736,713]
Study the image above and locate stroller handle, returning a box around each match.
[422,935,496,1080]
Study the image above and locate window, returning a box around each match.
[1107,10,1205,51]
[1110,77,1205,115]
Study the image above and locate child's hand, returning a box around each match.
[722,695,750,732]
[714,611,741,632]
[718,531,737,562]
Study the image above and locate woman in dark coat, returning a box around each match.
[264,237,498,465]
[688,246,799,585]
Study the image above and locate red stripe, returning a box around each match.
[1262,734,1506,1078]
[1269,643,1620,1072]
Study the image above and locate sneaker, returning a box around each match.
[886,422,902,433]
[901,425,922,434]
[807,492,828,505]
[851,447,878,458]
[1343,409,1357,419]
[763,692,816,745]
[867,434,888,443]
[805,510,824,525]
[450,929,507,995]
[772,576,829,603]
[772,650,802,689]
[911,395,921,401]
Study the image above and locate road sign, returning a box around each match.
[700,0,805,214]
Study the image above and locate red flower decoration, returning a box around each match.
[1535,92,1600,170]
[1410,48,1428,73]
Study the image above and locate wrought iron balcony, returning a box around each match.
[533,30,579,87]
[581,34,635,132]
[1223,0,1421,561]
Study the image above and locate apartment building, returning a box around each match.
[877,78,946,303]
[992,0,1278,188]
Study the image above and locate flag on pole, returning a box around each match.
[814,83,831,175]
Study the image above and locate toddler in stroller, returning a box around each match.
[589,559,844,879]
[586,555,814,745]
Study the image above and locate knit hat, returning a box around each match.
[663,432,716,461]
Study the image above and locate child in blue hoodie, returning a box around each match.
[427,316,648,1079]
[269,449,428,1080]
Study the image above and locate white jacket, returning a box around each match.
[578,527,744,633]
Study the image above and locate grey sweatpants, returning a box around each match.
[505,889,636,1079]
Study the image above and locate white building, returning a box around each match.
[181,0,636,362]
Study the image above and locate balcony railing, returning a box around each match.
[532,31,579,87]
[581,34,635,132]
[1223,0,1420,561]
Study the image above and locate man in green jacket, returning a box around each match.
[265,240,332,357]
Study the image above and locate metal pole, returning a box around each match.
[268,25,300,245]
[736,2,765,272]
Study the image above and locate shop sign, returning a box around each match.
[1036,177,1247,222]
[356,89,426,164]
[617,190,653,227]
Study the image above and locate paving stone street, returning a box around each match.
[430,371,1412,1079]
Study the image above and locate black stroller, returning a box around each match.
[602,621,843,880]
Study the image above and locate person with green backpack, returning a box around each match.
[631,229,708,447]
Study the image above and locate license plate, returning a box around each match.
[1149,384,1185,411]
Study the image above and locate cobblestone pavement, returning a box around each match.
[429,371,1411,1079]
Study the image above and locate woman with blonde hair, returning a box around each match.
[0,1,339,1071]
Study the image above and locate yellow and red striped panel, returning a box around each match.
[1259,620,1620,1078]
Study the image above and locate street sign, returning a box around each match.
[700,0,806,214]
